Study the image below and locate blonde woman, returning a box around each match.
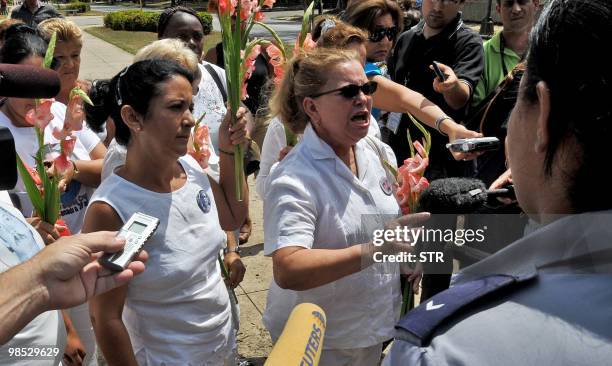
[263,48,426,365]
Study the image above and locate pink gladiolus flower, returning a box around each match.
[255,10,264,21]
[263,0,275,8]
[65,95,85,132]
[22,159,42,186]
[413,140,427,159]
[61,136,76,156]
[25,99,54,130]
[293,32,316,57]
[53,95,85,140]
[303,33,316,50]
[56,218,72,237]
[273,66,284,85]
[193,124,209,148]
[240,0,255,20]
[52,126,70,141]
[406,155,429,176]
[244,45,261,76]
[266,44,283,66]
[241,45,261,100]
[396,142,430,214]
[218,0,228,13]
[217,0,236,15]
[53,154,72,175]
[266,44,284,85]
[413,176,430,193]
[189,124,211,169]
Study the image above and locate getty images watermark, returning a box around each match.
[370,225,488,264]
[359,213,527,270]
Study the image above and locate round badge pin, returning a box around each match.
[380,177,393,196]
[197,190,211,213]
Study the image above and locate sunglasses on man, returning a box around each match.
[310,81,378,99]
[368,27,398,43]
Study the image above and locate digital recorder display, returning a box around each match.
[128,221,147,234]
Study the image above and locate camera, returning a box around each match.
[0,126,17,191]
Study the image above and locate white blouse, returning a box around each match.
[263,124,401,350]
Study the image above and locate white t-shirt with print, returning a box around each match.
[0,101,100,233]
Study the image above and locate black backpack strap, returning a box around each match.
[204,63,227,104]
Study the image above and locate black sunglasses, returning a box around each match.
[369,26,398,42]
[310,81,378,99]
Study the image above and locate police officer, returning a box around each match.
[384,0,612,364]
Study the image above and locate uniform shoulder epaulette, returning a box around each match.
[396,273,537,346]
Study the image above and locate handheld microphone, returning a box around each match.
[0,64,61,98]
[265,303,327,366]
[419,178,488,214]
[419,178,516,213]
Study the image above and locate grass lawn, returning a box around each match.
[66,10,107,16]
[85,26,222,56]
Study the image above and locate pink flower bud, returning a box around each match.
[53,154,72,175]
[25,99,54,130]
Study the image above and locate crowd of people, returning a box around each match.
[1,0,611,365]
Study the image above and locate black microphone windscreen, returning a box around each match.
[0,64,61,98]
[419,178,487,214]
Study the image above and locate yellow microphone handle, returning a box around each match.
[265,303,327,366]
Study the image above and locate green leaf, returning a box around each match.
[254,22,287,59]
[407,113,432,156]
[43,32,57,69]
[299,2,315,47]
[16,156,44,217]
[383,160,398,179]
[406,127,415,158]
[195,113,206,129]
[43,174,61,225]
[70,87,94,106]
[218,253,238,303]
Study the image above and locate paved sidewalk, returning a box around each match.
[79,30,134,80]
[70,16,133,80]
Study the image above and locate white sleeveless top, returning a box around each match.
[88,155,233,365]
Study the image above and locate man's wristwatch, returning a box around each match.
[224,246,241,255]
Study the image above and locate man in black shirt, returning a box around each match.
[387,0,484,180]
[10,0,63,27]
[387,0,484,301]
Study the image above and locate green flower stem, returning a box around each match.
[400,276,413,316]
[218,253,238,303]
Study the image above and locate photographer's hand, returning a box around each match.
[0,231,148,345]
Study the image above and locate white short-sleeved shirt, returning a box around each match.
[255,115,382,200]
[89,155,233,365]
[263,124,402,350]
[0,202,66,366]
[0,102,100,233]
[193,61,228,153]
